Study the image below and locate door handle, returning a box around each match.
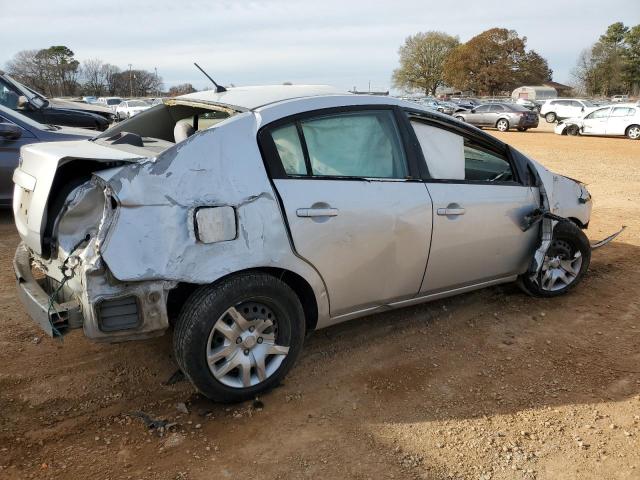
[296,207,339,218]
[437,207,465,216]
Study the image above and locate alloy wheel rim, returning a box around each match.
[206,301,289,388]
[629,127,640,139]
[540,239,582,291]
[498,120,507,131]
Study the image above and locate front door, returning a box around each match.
[582,107,610,135]
[409,118,539,293]
[262,108,433,316]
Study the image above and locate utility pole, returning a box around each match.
[128,63,133,98]
[154,67,159,97]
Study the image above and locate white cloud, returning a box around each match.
[2,0,637,90]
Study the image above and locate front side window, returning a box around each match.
[269,110,408,179]
[489,104,505,112]
[474,105,491,113]
[586,108,610,119]
[410,121,514,182]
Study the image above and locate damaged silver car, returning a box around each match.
[13,85,600,402]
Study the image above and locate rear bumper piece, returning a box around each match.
[13,243,82,337]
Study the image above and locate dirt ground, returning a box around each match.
[1,123,639,480]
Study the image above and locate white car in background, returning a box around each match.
[96,96,123,112]
[554,103,640,140]
[611,95,629,103]
[540,98,597,123]
[115,100,151,120]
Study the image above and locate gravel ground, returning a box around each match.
[0,123,639,480]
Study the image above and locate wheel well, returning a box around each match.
[567,217,587,229]
[167,268,319,332]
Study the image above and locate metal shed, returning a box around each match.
[511,86,557,101]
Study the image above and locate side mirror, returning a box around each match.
[0,122,22,140]
[471,109,476,113]
[581,107,585,112]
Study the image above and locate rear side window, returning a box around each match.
[489,104,505,112]
[271,124,306,175]
[611,107,635,117]
[269,110,408,179]
[475,105,491,112]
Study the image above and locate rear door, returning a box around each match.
[408,115,539,292]
[606,106,636,135]
[260,107,433,316]
[467,104,491,125]
[487,104,505,127]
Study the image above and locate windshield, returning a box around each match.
[0,74,47,109]
[127,100,147,107]
[107,99,122,105]
[582,100,596,108]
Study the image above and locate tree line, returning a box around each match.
[572,22,639,96]
[392,28,552,96]
[5,46,164,98]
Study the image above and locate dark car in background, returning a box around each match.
[454,102,539,132]
[0,71,114,131]
[0,105,94,207]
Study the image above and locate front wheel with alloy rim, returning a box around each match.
[518,221,591,297]
[545,112,557,123]
[173,273,305,402]
[626,124,640,140]
[496,119,509,132]
[455,115,465,122]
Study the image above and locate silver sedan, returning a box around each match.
[13,86,594,402]
[456,102,540,131]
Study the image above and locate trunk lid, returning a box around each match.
[13,139,144,255]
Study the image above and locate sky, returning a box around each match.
[2,0,639,93]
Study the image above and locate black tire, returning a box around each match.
[545,112,557,123]
[518,221,591,298]
[566,124,580,136]
[173,272,306,403]
[517,127,527,132]
[455,115,465,122]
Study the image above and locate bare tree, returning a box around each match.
[168,83,197,96]
[81,58,106,96]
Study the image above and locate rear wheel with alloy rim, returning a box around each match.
[496,119,509,132]
[545,112,557,123]
[173,273,305,402]
[455,115,465,121]
[518,221,591,297]
[626,125,640,140]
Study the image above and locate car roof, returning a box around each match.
[177,84,345,111]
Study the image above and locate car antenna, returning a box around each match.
[194,62,226,93]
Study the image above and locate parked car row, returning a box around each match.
[1,71,115,130]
